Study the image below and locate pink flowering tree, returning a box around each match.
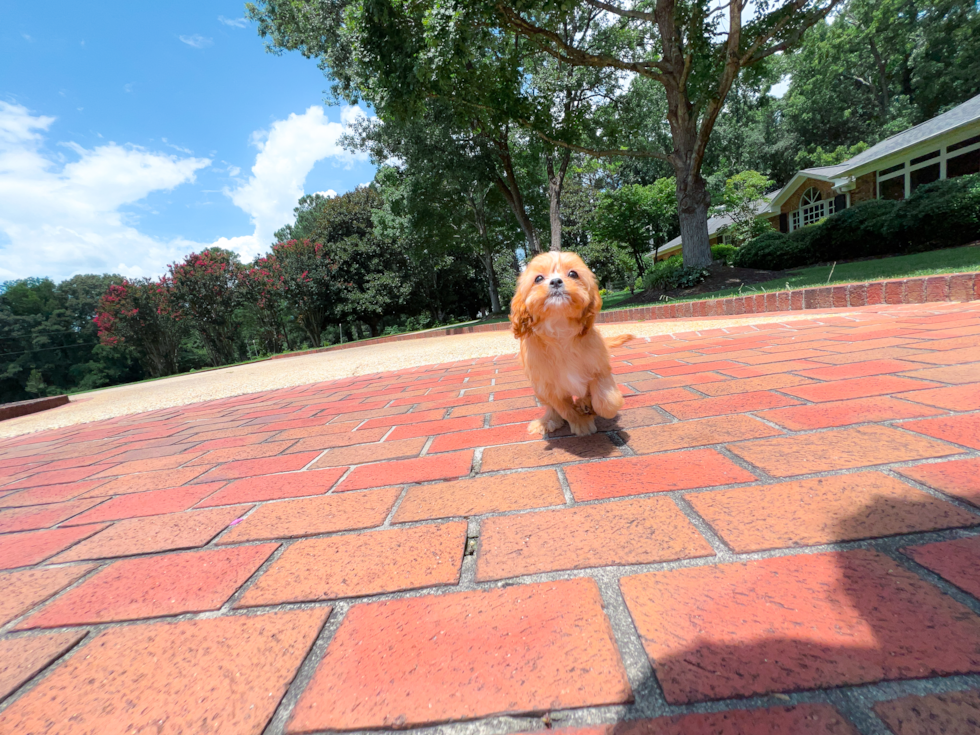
[94,277,185,377]
[268,239,340,348]
[238,256,295,354]
[168,248,244,366]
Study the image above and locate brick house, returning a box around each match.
[657,91,980,259]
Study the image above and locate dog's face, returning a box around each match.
[510,251,601,338]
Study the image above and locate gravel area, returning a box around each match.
[0,313,833,438]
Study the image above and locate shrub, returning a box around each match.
[894,174,980,252]
[809,199,899,260]
[711,244,738,266]
[642,256,682,290]
[733,229,818,270]
[641,256,710,290]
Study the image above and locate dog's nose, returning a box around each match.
[549,277,564,287]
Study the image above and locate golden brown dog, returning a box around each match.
[510,251,633,436]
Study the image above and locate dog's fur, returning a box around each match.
[510,251,633,436]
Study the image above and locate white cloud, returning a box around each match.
[179,34,213,49]
[0,102,210,281]
[21,32,34,43]
[219,16,248,28]
[212,105,369,260]
[315,189,338,198]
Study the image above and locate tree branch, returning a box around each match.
[583,0,658,24]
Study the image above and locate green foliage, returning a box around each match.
[735,174,980,270]
[711,244,739,266]
[169,249,244,367]
[733,229,818,270]
[1,274,142,403]
[591,180,678,275]
[95,278,186,378]
[895,175,980,252]
[641,256,711,291]
[719,170,775,246]
[24,369,46,398]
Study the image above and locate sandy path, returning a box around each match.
[0,313,829,438]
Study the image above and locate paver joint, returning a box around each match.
[1,300,980,734]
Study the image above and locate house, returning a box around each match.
[657,91,980,259]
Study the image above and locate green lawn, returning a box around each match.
[602,244,980,310]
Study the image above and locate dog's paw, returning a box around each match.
[527,419,548,436]
[568,417,597,436]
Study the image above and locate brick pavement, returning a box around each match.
[1,301,980,734]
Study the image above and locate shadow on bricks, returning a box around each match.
[595,495,980,734]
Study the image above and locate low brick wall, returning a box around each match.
[596,271,980,323]
[0,395,70,422]
[269,271,980,359]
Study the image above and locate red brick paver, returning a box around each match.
[287,578,630,731]
[0,610,328,735]
[2,300,980,733]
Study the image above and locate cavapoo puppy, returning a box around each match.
[510,251,633,436]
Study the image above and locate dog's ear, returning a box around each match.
[580,280,602,335]
[510,282,534,338]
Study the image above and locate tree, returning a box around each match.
[95,278,185,378]
[1,275,142,402]
[782,0,980,153]
[24,368,46,398]
[719,170,775,246]
[591,180,678,275]
[168,248,244,366]
[267,239,340,347]
[248,1,841,267]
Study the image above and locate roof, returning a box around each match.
[767,92,980,212]
[660,197,772,251]
[842,93,980,169]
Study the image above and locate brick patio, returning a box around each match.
[1,301,980,734]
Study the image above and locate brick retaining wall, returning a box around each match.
[269,271,980,359]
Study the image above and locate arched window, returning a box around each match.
[790,186,834,231]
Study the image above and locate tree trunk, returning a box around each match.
[480,247,501,313]
[546,149,571,252]
[676,174,713,268]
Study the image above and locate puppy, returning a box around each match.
[510,251,633,436]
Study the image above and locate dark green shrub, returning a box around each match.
[642,255,682,290]
[733,229,817,270]
[895,174,980,252]
[711,243,738,265]
[810,199,899,260]
[674,266,711,288]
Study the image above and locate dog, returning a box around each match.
[510,251,633,437]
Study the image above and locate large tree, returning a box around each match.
[249,0,839,267]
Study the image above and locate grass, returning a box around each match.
[602,244,980,309]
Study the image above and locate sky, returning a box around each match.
[0,1,378,283]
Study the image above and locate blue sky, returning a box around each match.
[0,1,377,282]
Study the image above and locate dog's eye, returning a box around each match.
[534,275,544,283]
[568,270,579,279]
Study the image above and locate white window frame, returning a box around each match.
[788,187,835,232]
[876,133,980,200]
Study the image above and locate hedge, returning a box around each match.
[734,173,980,270]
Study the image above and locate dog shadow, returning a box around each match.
[592,492,980,732]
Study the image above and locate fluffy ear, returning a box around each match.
[510,283,534,338]
[580,280,602,335]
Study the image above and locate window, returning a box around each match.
[948,135,980,154]
[799,187,829,227]
[911,162,941,192]
[948,148,980,178]
[880,176,905,200]
[910,150,939,165]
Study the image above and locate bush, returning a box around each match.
[894,174,980,252]
[735,173,980,271]
[642,256,682,290]
[641,256,710,290]
[733,229,817,270]
[711,244,738,265]
[810,199,899,260]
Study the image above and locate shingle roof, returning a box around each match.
[661,197,772,250]
[841,92,980,170]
